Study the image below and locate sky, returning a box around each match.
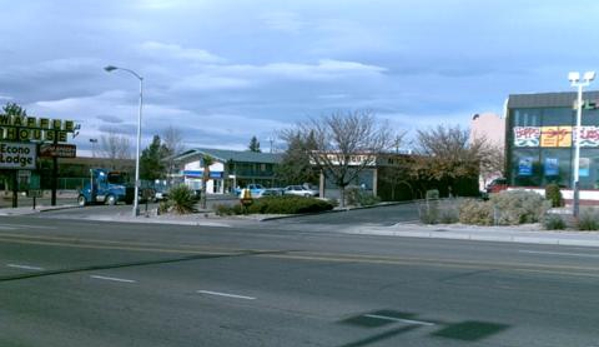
[1,0,599,156]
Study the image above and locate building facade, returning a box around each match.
[470,112,505,190]
[172,148,282,194]
[506,91,599,200]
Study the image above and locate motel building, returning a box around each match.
[506,90,599,203]
[171,148,281,194]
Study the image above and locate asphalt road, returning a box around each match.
[1,214,598,346]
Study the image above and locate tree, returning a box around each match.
[98,128,132,164]
[248,136,261,153]
[162,126,186,176]
[410,124,491,196]
[200,154,214,209]
[140,135,168,181]
[276,130,319,185]
[294,110,395,207]
[3,102,27,117]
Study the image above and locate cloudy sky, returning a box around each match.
[1,0,598,156]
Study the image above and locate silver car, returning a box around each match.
[283,185,319,197]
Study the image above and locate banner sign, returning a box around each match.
[540,126,572,147]
[39,144,77,158]
[580,157,590,177]
[515,125,599,148]
[514,127,541,147]
[544,157,559,176]
[518,157,533,176]
[0,142,36,169]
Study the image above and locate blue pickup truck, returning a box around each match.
[235,184,266,197]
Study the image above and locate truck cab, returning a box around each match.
[78,169,135,206]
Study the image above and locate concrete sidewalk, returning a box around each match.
[345,222,599,248]
[3,203,599,248]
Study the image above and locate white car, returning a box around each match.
[283,185,319,197]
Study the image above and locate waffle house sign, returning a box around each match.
[0,114,77,169]
[0,114,76,142]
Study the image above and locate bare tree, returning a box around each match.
[296,110,396,207]
[411,124,493,196]
[98,128,132,168]
[162,126,186,177]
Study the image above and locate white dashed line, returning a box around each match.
[6,264,45,271]
[197,290,256,300]
[363,314,435,326]
[90,275,137,283]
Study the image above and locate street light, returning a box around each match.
[89,138,98,158]
[568,70,595,218]
[104,65,144,217]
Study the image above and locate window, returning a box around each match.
[541,108,573,126]
[512,108,541,127]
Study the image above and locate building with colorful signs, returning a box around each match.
[506,91,599,197]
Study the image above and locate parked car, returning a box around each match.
[236,184,266,198]
[283,185,319,197]
[485,178,508,194]
[256,188,283,198]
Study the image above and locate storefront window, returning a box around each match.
[540,149,571,187]
[579,149,599,189]
[510,149,540,187]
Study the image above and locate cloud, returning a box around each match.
[261,11,306,34]
[96,114,124,124]
[138,41,225,63]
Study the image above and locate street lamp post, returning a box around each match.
[568,71,596,218]
[104,65,144,217]
[89,138,98,158]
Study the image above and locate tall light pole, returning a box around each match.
[89,138,98,158]
[104,65,144,217]
[568,71,595,218]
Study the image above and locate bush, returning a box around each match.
[419,198,459,224]
[543,214,566,230]
[458,199,493,225]
[489,190,548,225]
[168,185,197,214]
[358,193,381,206]
[247,196,334,215]
[577,210,599,231]
[457,190,548,226]
[545,184,564,207]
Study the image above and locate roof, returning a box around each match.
[507,90,599,108]
[173,148,282,164]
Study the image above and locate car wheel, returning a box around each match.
[304,193,311,197]
[77,195,87,207]
[107,195,117,205]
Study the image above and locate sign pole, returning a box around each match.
[51,132,58,206]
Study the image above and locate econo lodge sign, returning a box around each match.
[0,143,36,169]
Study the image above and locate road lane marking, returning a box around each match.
[0,224,56,230]
[519,250,599,258]
[197,290,256,300]
[90,275,136,283]
[6,264,45,271]
[363,314,435,326]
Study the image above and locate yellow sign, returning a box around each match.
[0,114,76,142]
[540,126,572,147]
